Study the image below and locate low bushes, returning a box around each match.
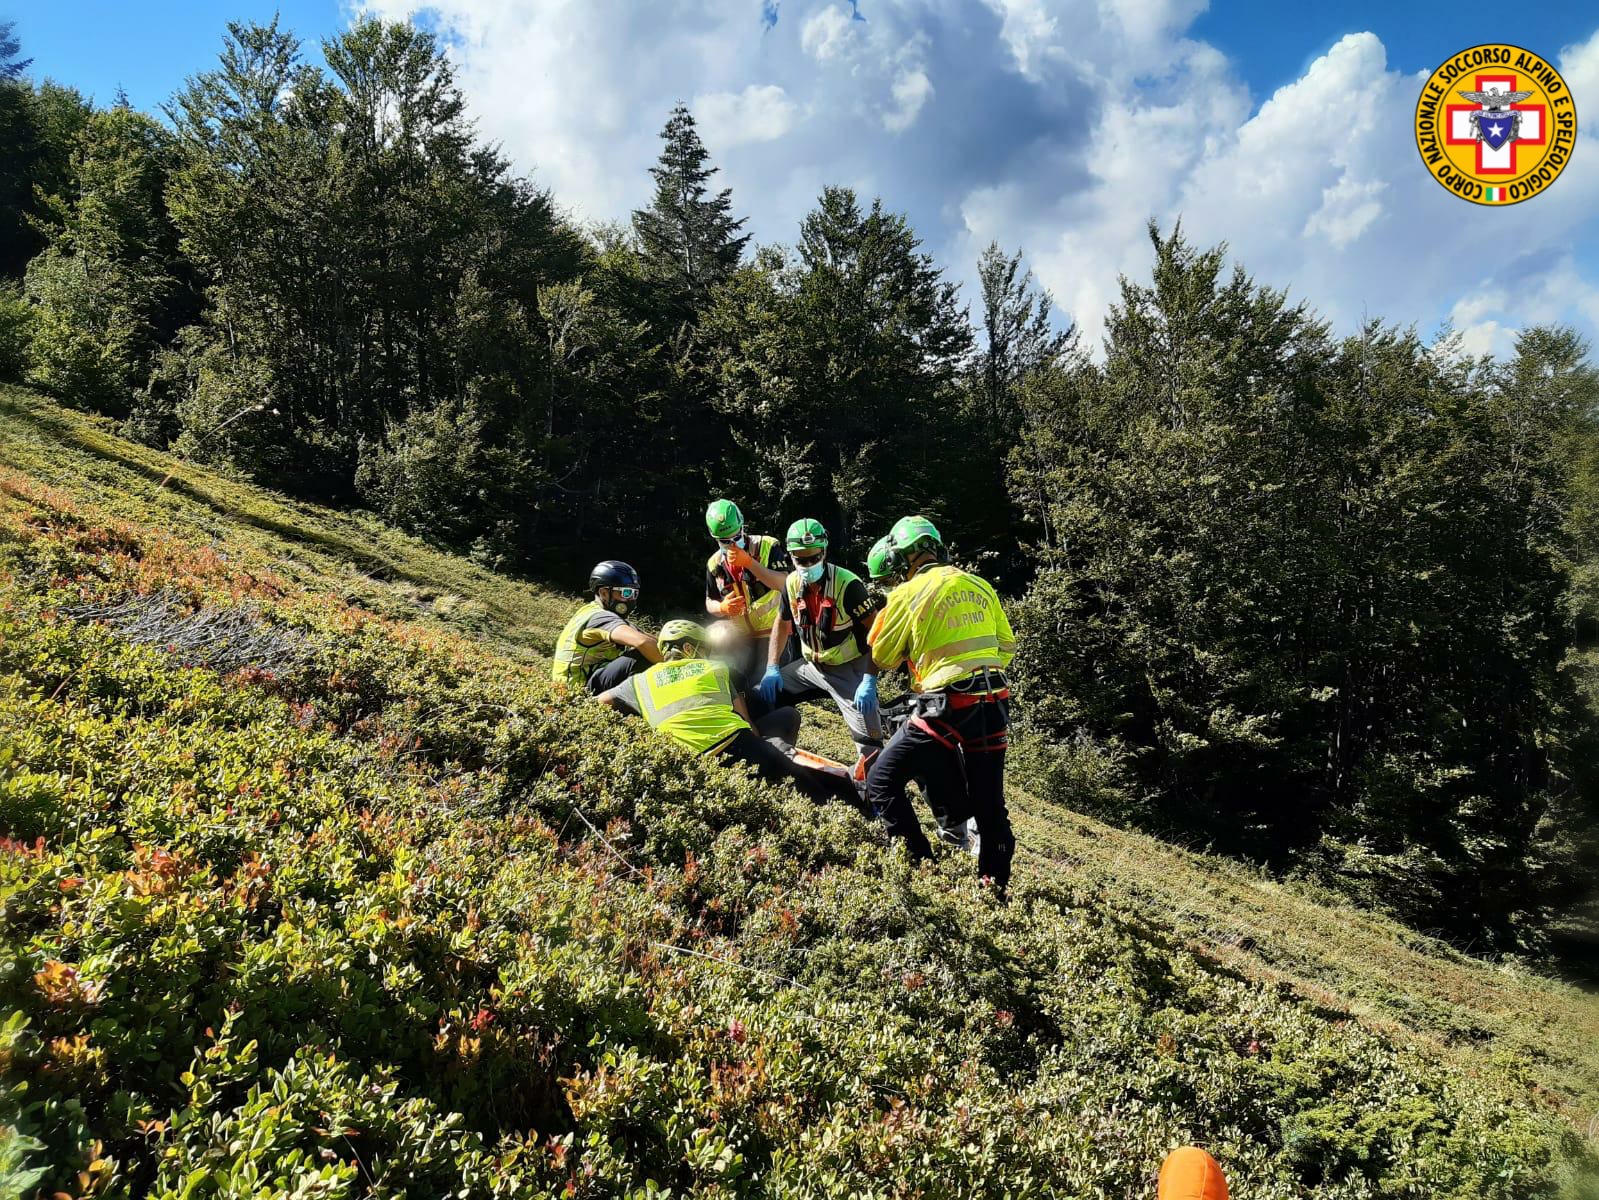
[0,476,1593,1198]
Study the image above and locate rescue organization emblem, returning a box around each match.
[1414,44,1576,205]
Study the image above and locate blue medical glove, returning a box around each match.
[854,673,879,723]
[758,664,783,706]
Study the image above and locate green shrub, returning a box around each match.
[166,337,287,475]
[1011,728,1137,825]
[0,285,33,384]
[355,397,508,550]
[0,478,1592,1198]
[21,250,145,412]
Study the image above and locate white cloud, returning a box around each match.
[884,62,932,132]
[1449,256,1599,358]
[882,36,933,133]
[695,84,798,147]
[1105,0,1208,56]
[979,0,1058,80]
[801,4,854,61]
[1559,25,1599,101]
[962,25,1599,356]
[1304,179,1388,250]
[354,0,1599,358]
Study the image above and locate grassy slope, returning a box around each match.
[3,385,1595,1129]
[0,389,570,662]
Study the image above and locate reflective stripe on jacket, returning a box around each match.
[632,657,750,755]
[552,601,622,688]
[784,563,866,667]
[870,564,1014,692]
[705,534,783,633]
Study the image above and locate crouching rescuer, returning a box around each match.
[757,518,884,766]
[552,560,662,693]
[599,620,865,812]
[866,516,1017,890]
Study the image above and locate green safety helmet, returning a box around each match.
[657,619,708,659]
[785,518,829,552]
[866,535,902,581]
[706,499,744,540]
[888,514,942,556]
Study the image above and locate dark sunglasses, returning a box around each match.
[790,551,824,566]
[716,536,743,545]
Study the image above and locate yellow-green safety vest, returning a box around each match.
[870,564,1015,692]
[784,563,867,668]
[552,601,624,689]
[632,657,749,755]
[705,534,783,634]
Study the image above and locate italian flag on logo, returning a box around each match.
[1482,185,1508,202]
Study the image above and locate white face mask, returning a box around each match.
[800,560,825,585]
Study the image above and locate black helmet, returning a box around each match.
[588,560,640,592]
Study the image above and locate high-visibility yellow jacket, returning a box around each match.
[869,564,1014,692]
[784,563,870,668]
[705,534,783,634]
[631,657,749,755]
[552,601,625,688]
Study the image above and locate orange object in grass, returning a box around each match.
[1158,1147,1229,1200]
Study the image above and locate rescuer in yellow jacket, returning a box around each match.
[865,515,1017,891]
[551,560,662,693]
[703,500,788,633]
[702,498,794,687]
[755,518,884,768]
[598,620,863,811]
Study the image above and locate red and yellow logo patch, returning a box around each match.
[1414,44,1577,206]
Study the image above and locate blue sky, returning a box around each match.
[8,0,345,111]
[10,0,1599,356]
[1192,2,1586,95]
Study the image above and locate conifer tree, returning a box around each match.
[0,21,29,81]
[975,241,1072,439]
[0,30,90,279]
[24,107,177,412]
[632,103,749,314]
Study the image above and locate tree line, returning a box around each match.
[1,17,1594,959]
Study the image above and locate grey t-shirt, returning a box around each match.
[581,606,627,642]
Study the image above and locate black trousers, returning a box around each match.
[586,651,646,694]
[721,636,796,723]
[865,697,1014,890]
[718,726,866,813]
